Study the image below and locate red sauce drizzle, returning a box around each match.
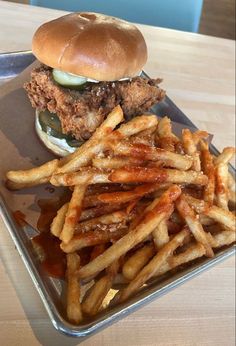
[33,232,66,279]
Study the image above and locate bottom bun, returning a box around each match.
[35,109,76,157]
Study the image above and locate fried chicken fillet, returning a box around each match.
[24,65,165,141]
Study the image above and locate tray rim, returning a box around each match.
[0,50,235,338]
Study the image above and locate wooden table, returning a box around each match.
[0,2,235,345]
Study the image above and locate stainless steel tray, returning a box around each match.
[0,51,235,338]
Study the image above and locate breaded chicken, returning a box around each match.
[24,65,165,141]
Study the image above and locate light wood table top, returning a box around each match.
[0,2,235,346]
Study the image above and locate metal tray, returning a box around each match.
[0,51,235,338]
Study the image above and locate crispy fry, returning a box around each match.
[6,159,58,189]
[80,203,128,222]
[228,172,236,205]
[185,195,236,231]
[182,129,201,171]
[50,202,69,237]
[51,169,110,187]
[192,130,209,146]
[122,243,155,281]
[119,228,189,302]
[82,275,113,316]
[115,114,158,137]
[82,261,119,316]
[176,195,214,257]
[66,253,82,324]
[110,141,192,170]
[154,230,235,278]
[61,227,127,253]
[98,183,166,204]
[200,141,215,205]
[152,218,170,249]
[215,163,229,210]
[79,185,181,279]
[75,210,127,233]
[60,184,88,244]
[92,156,144,170]
[109,167,208,185]
[214,147,236,165]
[156,116,179,152]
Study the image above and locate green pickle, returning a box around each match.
[38,110,82,147]
[52,69,88,90]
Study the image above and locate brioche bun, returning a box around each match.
[32,12,147,81]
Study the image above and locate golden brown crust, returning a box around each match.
[32,12,147,81]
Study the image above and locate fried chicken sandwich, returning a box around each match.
[25,12,165,156]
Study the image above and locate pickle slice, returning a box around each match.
[38,110,65,139]
[38,110,83,148]
[52,69,87,87]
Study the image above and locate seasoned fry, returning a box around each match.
[110,141,192,170]
[79,185,181,279]
[51,169,110,187]
[192,130,209,146]
[176,195,214,257]
[214,147,236,165]
[115,114,158,137]
[215,163,229,210]
[182,129,201,171]
[6,159,58,189]
[152,218,170,249]
[60,184,88,244]
[82,261,119,316]
[75,210,127,233]
[185,195,236,231]
[109,167,208,185]
[66,253,82,324]
[122,243,155,281]
[204,206,236,232]
[98,183,166,204]
[61,227,127,253]
[82,275,113,316]
[156,116,179,152]
[80,203,127,222]
[119,228,189,302]
[57,105,124,173]
[228,172,236,205]
[154,230,235,278]
[200,141,215,205]
[50,202,69,237]
[92,156,144,170]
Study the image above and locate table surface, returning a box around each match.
[0,2,235,346]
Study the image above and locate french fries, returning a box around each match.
[215,163,229,210]
[119,228,189,302]
[200,140,215,205]
[156,116,179,152]
[182,129,201,171]
[79,185,181,279]
[176,195,214,257]
[5,105,236,324]
[6,159,59,190]
[50,202,69,237]
[60,183,89,244]
[109,167,208,185]
[66,253,82,324]
[122,243,155,281]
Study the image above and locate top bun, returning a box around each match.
[32,12,147,81]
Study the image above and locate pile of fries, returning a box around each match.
[6,105,236,324]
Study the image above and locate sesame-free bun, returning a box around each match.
[32,12,147,81]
